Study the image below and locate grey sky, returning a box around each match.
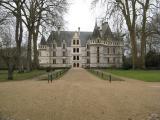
[64,0,104,31]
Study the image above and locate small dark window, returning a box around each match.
[77,56,79,60]
[63,44,65,49]
[53,44,56,48]
[73,48,76,53]
[107,48,109,54]
[53,59,56,64]
[87,44,89,49]
[87,59,90,64]
[107,58,109,63]
[53,51,56,57]
[77,48,79,53]
[63,59,66,64]
[73,56,76,60]
[77,40,79,45]
[87,51,90,56]
[113,48,116,54]
[113,58,115,63]
[63,51,66,56]
[73,40,76,45]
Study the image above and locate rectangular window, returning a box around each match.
[77,40,79,45]
[87,51,90,56]
[73,56,76,60]
[113,48,116,54]
[53,51,56,57]
[107,58,109,63]
[63,51,66,56]
[77,56,79,60]
[53,59,56,64]
[87,59,90,64]
[73,48,76,53]
[87,44,89,49]
[63,59,66,64]
[53,44,56,48]
[97,58,99,63]
[63,44,65,49]
[73,40,76,45]
[107,48,109,54]
[113,58,115,63]
[77,48,79,53]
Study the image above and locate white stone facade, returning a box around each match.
[38,22,123,68]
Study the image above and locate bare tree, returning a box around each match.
[0,28,17,80]
[21,0,68,71]
[92,0,160,69]
[0,0,25,72]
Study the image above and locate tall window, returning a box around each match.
[77,48,79,53]
[63,59,66,64]
[77,56,79,60]
[53,44,56,48]
[87,59,90,64]
[77,40,79,45]
[63,44,66,49]
[73,56,76,60]
[97,47,100,63]
[63,51,66,56]
[113,48,116,54]
[73,48,76,53]
[53,59,56,64]
[53,51,56,57]
[87,44,89,49]
[107,58,109,63]
[87,51,90,56]
[73,40,76,45]
[113,58,115,63]
[107,48,109,54]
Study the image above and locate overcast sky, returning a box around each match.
[64,0,104,32]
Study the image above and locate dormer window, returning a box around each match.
[63,43,66,49]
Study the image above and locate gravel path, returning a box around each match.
[0,68,160,120]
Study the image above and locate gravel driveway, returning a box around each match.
[0,68,160,120]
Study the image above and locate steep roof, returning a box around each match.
[40,36,47,45]
[92,22,101,39]
[46,31,92,47]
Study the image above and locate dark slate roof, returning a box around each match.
[92,22,101,39]
[102,24,114,40]
[46,31,92,47]
[40,36,47,45]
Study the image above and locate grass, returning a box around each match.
[0,70,46,82]
[103,69,160,82]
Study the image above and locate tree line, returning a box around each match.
[0,0,68,79]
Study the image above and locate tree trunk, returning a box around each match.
[140,35,146,69]
[26,30,32,72]
[8,63,14,80]
[130,30,138,69]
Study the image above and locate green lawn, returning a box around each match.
[0,70,46,82]
[103,69,160,82]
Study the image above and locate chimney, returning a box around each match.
[78,27,80,36]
